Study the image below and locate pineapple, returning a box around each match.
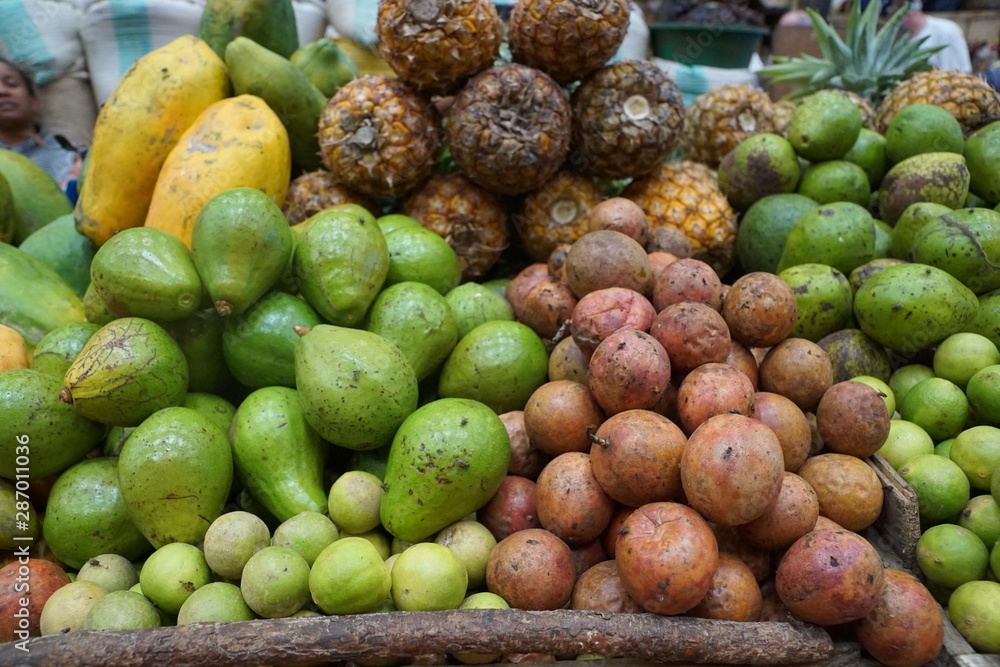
[680,84,780,169]
[317,75,441,199]
[375,0,503,96]
[514,172,605,262]
[508,0,631,85]
[570,60,685,180]
[402,172,509,280]
[875,71,1000,135]
[623,161,738,276]
[282,170,376,225]
[761,0,1000,135]
[447,63,572,196]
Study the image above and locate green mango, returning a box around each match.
[90,227,203,322]
[18,214,96,297]
[876,152,969,225]
[778,263,853,342]
[964,120,1000,205]
[294,207,389,327]
[30,321,100,377]
[0,478,38,549]
[912,207,1000,295]
[349,446,391,481]
[104,426,137,458]
[736,193,817,275]
[777,201,876,277]
[381,398,510,543]
[0,171,14,244]
[232,386,327,522]
[843,128,888,188]
[889,201,952,261]
[118,407,233,548]
[42,457,151,570]
[0,148,73,244]
[222,290,322,389]
[717,133,800,212]
[365,282,458,382]
[848,258,908,294]
[62,317,190,426]
[197,0,299,59]
[191,187,294,318]
[816,328,893,383]
[163,309,233,395]
[0,369,104,479]
[965,288,1000,350]
[181,392,237,436]
[290,37,358,98]
[225,38,328,173]
[854,263,979,354]
[295,324,419,451]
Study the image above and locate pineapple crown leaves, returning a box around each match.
[759,0,944,104]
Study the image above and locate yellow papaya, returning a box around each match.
[0,324,30,370]
[74,35,230,247]
[144,95,291,248]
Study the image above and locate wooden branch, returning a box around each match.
[0,609,834,667]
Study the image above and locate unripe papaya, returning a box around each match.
[290,38,358,98]
[197,0,299,59]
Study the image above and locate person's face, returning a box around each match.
[0,63,37,130]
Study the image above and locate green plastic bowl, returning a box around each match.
[649,22,770,69]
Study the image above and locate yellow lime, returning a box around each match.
[935,438,955,458]
[271,511,340,567]
[339,529,392,561]
[958,494,1000,550]
[390,542,468,611]
[454,592,510,665]
[916,523,990,589]
[851,375,896,416]
[309,536,391,615]
[993,541,1000,579]
[950,425,1000,490]
[967,364,1000,424]
[899,377,970,441]
[878,419,935,471]
[138,543,211,615]
[899,454,970,524]
[948,580,1000,653]
[328,470,384,535]
[934,332,1000,390]
[889,364,936,408]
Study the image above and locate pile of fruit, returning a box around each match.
[1,0,1000,663]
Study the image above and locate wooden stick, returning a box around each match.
[1,609,834,667]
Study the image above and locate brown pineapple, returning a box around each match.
[376,0,503,96]
[875,70,1000,135]
[624,161,738,276]
[402,172,509,280]
[508,0,631,85]
[317,75,440,199]
[570,60,685,180]
[282,170,376,225]
[447,63,572,196]
[514,172,604,262]
[681,84,779,169]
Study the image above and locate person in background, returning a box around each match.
[899,0,972,73]
[0,57,83,190]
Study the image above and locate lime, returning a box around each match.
[340,529,392,561]
[390,542,468,611]
[383,225,462,296]
[878,419,935,471]
[950,425,1000,490]
[736,193,817,274]
[916,523,990,589]
[138,543,212,615]
[967,364,1000,424]
[328,470,385,535]
[202,510,271,580]
[899,454,970,524]
[176,582,255,625]
[843,128,888,187]
[958,494,1000,550]
[993,541,1000,579]
[888,364,936,407]
[995,464,1000,505]
[454,592,511,665]
[84,590,161,631]
[796,160,871,207]
[934,333,1000,390]
[935,438,955,458]
[241,546,311,619]
[76,554,138,593]
[310,536,392,615]
[885,104,964,164]
[39,581,108,635]
[948,580,1000,653]
[271,511,340,567]
[850,375,896,416]
[435,520,497,590]
[899,377,970,441]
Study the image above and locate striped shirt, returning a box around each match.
[1,128,78,188]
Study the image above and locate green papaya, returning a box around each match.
[191,187,295,317]
[163,310,234,395]
[0,369,105,479]
[42,457,151,570]
[290,37,358,98]
[181,392,237,436]
[294,207,389,327]
[118,407,233,548]
[381,398,510,542]
[81,282,116,327]
[18,213,97,297]
[90,227,203,322]
[0,148,73,244]
[0,171,14,244]
[0,241,85,347]
[295,324,419,451]
[197,0,299,59]
[225,38,327,173]
[232,386,328,522]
